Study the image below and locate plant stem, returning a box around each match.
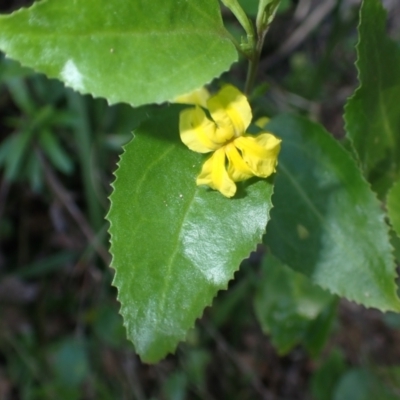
[244,30,266,95]
[245,0,280,95]
[226,30,251,60]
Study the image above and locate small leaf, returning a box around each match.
[344,0,400,189]
[387,180,400,238]
[0,0,237,106]
[254,254,335,355]
[4,129,35,181]
[265,114,400,312]
[39,129,74,174]
[107,105,274,362]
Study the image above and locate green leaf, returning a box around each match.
[5,77,36,115]
[0,54,32,79]
[303,296,338,358]
[311,349,347,400]
[4,129,35,181]
[387,180,400,238]
[107,105,274,362]
[344,0,400,187]
[39,129,74,175]
[0,0,237,106]
[265,114,400,312]
[390,229,400,263]
[254,254,335,355]
[25,152,43,192]
[333,368,400,400]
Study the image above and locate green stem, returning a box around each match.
[244,58,257,95]
[226,29,251,59]
[220,0,256,50]
[244,30,266,95]
[245,0,280,95]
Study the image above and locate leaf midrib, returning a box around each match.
[127,138,200,339]
[156,186,198,338]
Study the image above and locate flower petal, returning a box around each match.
[196,148,236,197]
[207,85,252,138]
[234,133,281,177]
[179,106,220,153]
[225,143,254,182]
[173,87,210,108]
[254,116,270,129]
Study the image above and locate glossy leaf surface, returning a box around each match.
[0,0,237,106]
[387,180,400,238]
[344,0,400,183]
[254,254,335,355]
[107,105,274,362]
[265,114,400,311]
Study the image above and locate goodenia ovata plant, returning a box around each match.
[0,0,400,362]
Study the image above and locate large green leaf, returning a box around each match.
[344,0,400,187]
[254,254,336,355]
[265,114,400,311]
[387,180,400,239]
[107,105,274,362]
[0,0,237,106]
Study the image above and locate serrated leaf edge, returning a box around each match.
[343,0,397,174]
[343,0,367,169]
[342,0,400,311]
[387,179,400,240]
[270,114,400,312]
[106,132,276,362]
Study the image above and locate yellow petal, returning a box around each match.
[207,85,252,138]
[225,143,254,182]
[254,116,270,129]
[173,87,210,108]
[196,148,236,198]
[179,106,221,153]
[234,133,281,177]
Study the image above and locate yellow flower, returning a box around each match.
[179,85,281,198]
[173,87,210,108]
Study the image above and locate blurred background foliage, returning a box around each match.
[1,0,400,399]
